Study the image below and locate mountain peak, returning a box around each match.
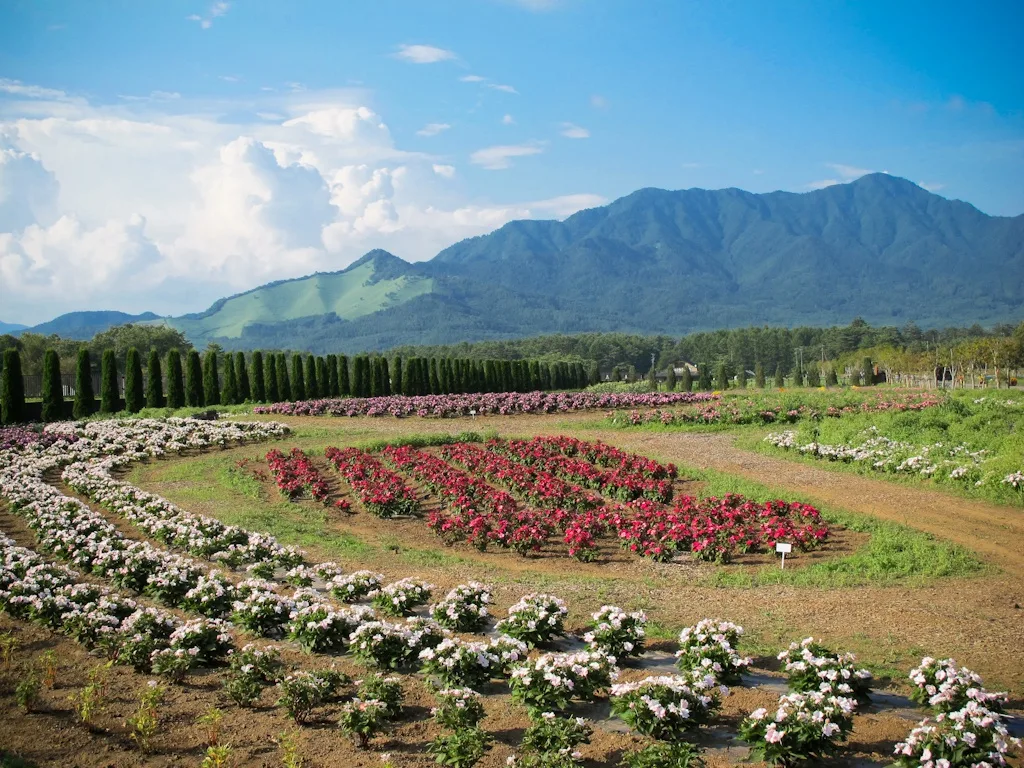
[348,249,407,270]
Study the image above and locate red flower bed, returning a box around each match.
[265,448,332,504]
[324,446,419,518]
[610,494,829,564]
[493,436,676,502]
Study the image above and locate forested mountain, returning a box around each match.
[12,174,1023,352]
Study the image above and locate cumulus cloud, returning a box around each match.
[559,122,590,139]
[432,164,456,178]
[0,148,60,232]
[470,142,544,170]
[0,79,70,101]
[187,1,230,29]
[416,122,451,137]
[394,44,457,64]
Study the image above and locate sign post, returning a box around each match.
[776,542,792,569]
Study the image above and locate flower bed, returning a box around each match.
[675,619,752,685]
[779,637,872,705]
[610,671,725,738]
[265,448,332,504]
[908,657,1008,713]
[509,649,618,714]
[740,691,857,765]
[583,605,647,659]
[893,701,1022,767]
[254,390,718,418]
[324,447,419,518]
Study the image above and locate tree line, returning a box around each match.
[0,347,594,424]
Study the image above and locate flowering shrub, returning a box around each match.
[610,672,725,738]
[675,619,752,685]
[584,605,647,659]
[231,586,294,636]
[419,638,499,690]
[115,607,180,670]
[283,564,318,587]
[223,643,282,705]
[509,650,618,714]
[496,593,568,647]
[349,621,417,669]
[432,687,486,729]
[182,572,236,618]
[892,701,1021,767]
[430,582,492,632]
[908,657,1008,713]
[779,637,872,705]
[428,727,493,768]
[151,646,199,682]
[265,448,331,503]
[488,634,530,677]
[169,618,233,662]
[324,447,419,518]
[357,673,404,718]
[372,577,434,616]
[739,691,856,765]
[516,713,593,768]
[620,742,706,768]
[287,603,374,653]
[338,698,390,748]
[276,669,347,724]
[330,570,383,602]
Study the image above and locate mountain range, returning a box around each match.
[7,174,1023,352]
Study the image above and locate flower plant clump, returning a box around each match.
[516,713,593,768]
[739,691,856,766]
[509,650,618,714]
[619,741,707,768]
[892,701,1021,768]
[357,673,404,718]
[430,582,493,632]
[488,634,530,677]
[609,671,726,739]
[778,637,872,705]
[419,638,500,690]
[372,577,434,617]
[496,593,568,647]
[324,447,419,518]
[338,697,390,748]
[348,621,418,669]
[276,669,347,724]
[431,687,487,729]
[908,657,1008,713]
[330,570,384,602]
[675,619,752,685]
[584,605,647,659]
[287,603,374,653]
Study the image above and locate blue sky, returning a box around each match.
[1,0,1022,324]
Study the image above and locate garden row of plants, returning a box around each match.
[0,417,1018,766]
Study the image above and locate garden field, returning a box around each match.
[1,395,1022,768]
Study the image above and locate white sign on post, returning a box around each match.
[776,541,792,569]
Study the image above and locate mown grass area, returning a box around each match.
[744,391,1024,507]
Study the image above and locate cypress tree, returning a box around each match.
[203,350,221,405]
[316,357,328,398]
[380,358,391,396]
[540,362,552,391]
[351,356,366,398]
[392,356,403,396]
[304,355,318,399]
[737,366,748,389]
[41,349,63,422]
[774,364,785,388]
[439,359,450,394]
[185,350,203,406]
[236,352,251,402]
[277,353,291,401]
[124,348,144,413]
[338,355,350,397]
[222,353,238,405]
[257,353,274,402]
[429,359,440,395]
[714,361,729,391]
[679,366,693,393]
[528,361,541,391]
[861,356,874,386]
[368,357,380,398]
[0,349,26,424]
[326,354,339,397]
[807,365,821,387]
[826,367,839,387]
[664,365,677,392]
[146,348,164,408]
[166,350,185,408]
[698,363,713,391]
[291,354,306,401]
[73,349,95,418]
[100,349,120,413]
[755,362,766,388]
[483,361,495,392]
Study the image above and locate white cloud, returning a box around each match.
[752,169,764,175]
[470,142,544,170]
[219,75,241,83]
[806,179,840,190]
[590,94,609,109]
[118,90,181,102]
[919,181,945,192]
[502,114,515,125]
[0,81,601,324]
[505,0,563,10]
[460,75,486,83]
[0,79,69,101]
[825,163,872,179]
[394,44,457,64]
[187,1,230,29]
[487,83,519,94]
[559,123,590,139]
[416,122,451,137]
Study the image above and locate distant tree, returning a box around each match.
[325,354,339,397]
[316,357,328,398]
[825,366,839,387]
[100,349,120,413]
[714,361,729,391]
[146,348,164,408]
[807,365,821,387]
[290,354,306,401]
[349,356,364,397]
[338,355,350,397]
[203,350,221,405]
[698,362,713,391]
[861,356,874,386]
[392,356,403,396]
[41,349,63,422]
[679,365,693,393]
[774,364,785,388]
[89,324,192,369]
[166,349,184,408]
[429,358,440,394]
[304,355,318,399]
[0,349,26,424]
[185,350,203,407]
[123,348,144,413]
[737,366,748,389]
[255,352,271,402]
[236,352,251,402]
[222,353,238,405]
[277,353,291,401]
[73,349,95,418]
[380,357,391,396]
[754,362,766,388]
[664,365,677,391]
